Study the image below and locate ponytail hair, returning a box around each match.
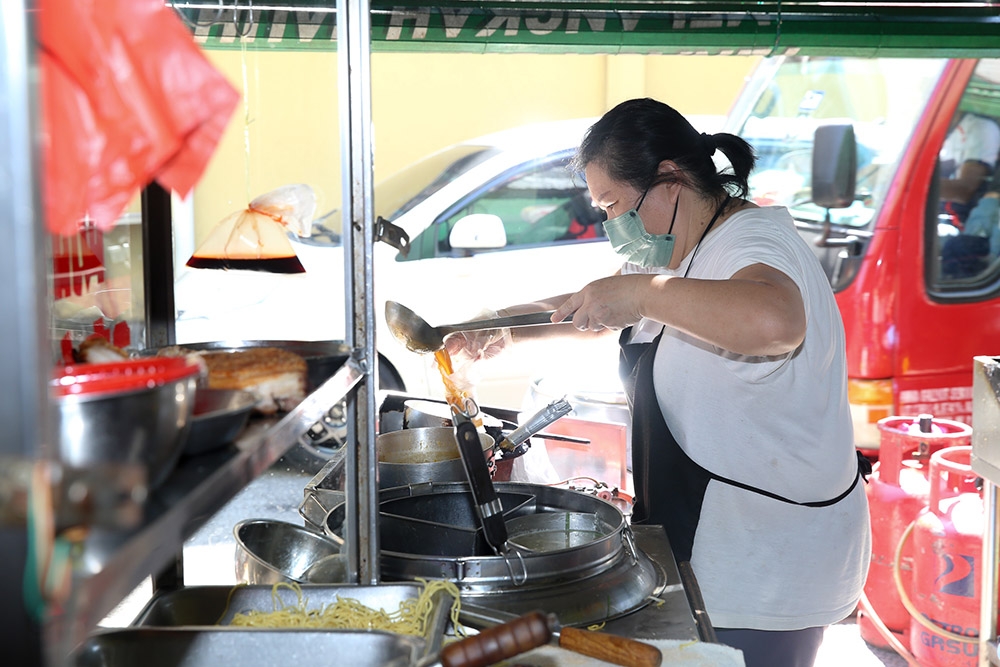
[571,98,756,205]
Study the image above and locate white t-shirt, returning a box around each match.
[623,206,871,631]
[940,113,1000,172]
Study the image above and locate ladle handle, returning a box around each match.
[439,310,559,336]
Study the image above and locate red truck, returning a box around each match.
[727,56,1000,453]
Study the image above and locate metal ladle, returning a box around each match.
[385,301,558,353]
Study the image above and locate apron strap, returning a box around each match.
[704,450,872,508]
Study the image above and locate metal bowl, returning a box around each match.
[234,518,345,585]
[183,388,256,457]
[53,358,201,488]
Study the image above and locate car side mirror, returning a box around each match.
[812,123,857,209]
[449,214,507,251]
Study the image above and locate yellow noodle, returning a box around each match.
[216,582,249,625]
[227,578,465,636]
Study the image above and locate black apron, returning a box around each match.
[619,328,871,563]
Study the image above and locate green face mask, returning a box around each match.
[602,186,678,268]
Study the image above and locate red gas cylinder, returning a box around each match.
[858,415,973,649]
[908,445,986,667]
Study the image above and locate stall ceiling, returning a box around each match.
[172,1,1000,56]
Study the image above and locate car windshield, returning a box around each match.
[729,56,947,228]
[312,144,501,236]
[380,145,501,219]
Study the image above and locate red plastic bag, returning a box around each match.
[38,0,239,236]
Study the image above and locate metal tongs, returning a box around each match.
[451,398,511,556]
[494,397,574,459]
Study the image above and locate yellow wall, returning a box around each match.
[192,51,757,242]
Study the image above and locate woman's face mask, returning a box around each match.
[602,184,678,268]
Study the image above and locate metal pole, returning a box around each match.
[0,0,51,664]
[980,480,999,667]
[338,0,379,585]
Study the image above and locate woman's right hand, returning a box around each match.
[553,274,647,332]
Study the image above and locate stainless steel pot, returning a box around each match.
[377,426,494,488]
[322,482,663,627]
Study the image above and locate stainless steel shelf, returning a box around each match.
[8,1,377,663]
[45,359,363,664]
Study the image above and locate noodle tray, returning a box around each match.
[76,583,451,667]
[131,583,446,629]
[73,628,423,667]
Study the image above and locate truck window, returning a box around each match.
[930,59,1000,290]
[729,57,945,290]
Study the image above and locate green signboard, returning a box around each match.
[173,1,1000,57]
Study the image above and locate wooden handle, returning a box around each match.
[558,626,663,667]
[440,611,551,667]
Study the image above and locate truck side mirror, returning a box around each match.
[812,124,857,209]
[449,213,507,252]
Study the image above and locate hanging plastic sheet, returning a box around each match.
[37,0,240,236]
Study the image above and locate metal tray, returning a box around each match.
[131,583,448,635]
[123,584,450,667]
[162,340,356,461]
[172,340,353,393]
[73,628,422,667]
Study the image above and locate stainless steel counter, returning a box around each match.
[601,525,705,642]
[179,468,705,642]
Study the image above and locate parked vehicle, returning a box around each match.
[727,56,1000,452]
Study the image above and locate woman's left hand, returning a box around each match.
[553,274,648,331]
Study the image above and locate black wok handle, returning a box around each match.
[440,611,552,667]
[454,418,508,552]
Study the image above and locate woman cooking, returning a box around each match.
[447,98,871,667]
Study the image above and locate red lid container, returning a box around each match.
[52,357,203,397]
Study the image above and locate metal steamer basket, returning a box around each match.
[323,482,664,627]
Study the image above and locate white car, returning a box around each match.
[174,118,626,408]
